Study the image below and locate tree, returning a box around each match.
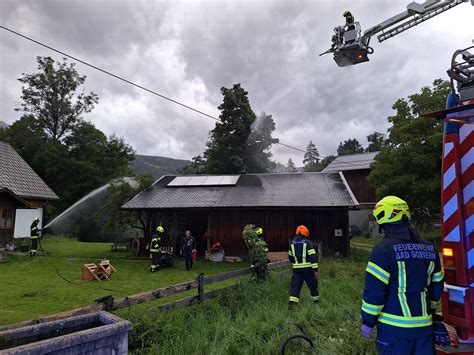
[272,162,287,173]
[244,113,278,173]
[51,122,135,211]
[303,141,320,172]
[337,138,364,155]
[2,57,134,214]
[0,115,46,160]
[99,175,154,254]
[198,84,278,174]
[368,79,450,223]
[366,132,385,152]
[316,155,336,172]
[179,155,206,175]
[286,158,297,173]
[16,56,99,141]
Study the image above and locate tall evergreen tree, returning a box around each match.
[286,158,297,173]
[303,141,320,172]
[193,84,277,174]
[244,113,279,173]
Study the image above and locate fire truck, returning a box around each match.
[321,1,473,353]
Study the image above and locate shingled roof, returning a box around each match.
[322,152,379,172]
[122,172,358,210]
[0,142,59,200]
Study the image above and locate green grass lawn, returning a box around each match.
[120,251,377,354]
[0,236,248,326]
[351,229,441,250]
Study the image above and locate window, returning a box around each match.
[0,208,14,229]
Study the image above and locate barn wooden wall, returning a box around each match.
[342,169,376,203]
[209,208,350,257]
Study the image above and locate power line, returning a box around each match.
[0,25,307,154]
[1,25,220,122]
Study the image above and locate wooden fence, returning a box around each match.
[0,260,290,332]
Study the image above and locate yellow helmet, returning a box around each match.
[373,196,410,225]
[256,227,263,235]
[156,226,164,233]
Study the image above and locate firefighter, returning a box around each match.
[343,10,355,28]
[30,217,41,256]
[288,225,319,308]
[360,196,448,354]
[182,230,197,271]
[150,226,164,272]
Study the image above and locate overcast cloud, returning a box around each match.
[1,0,473,165]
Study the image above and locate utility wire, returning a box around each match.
[0,25,308,154]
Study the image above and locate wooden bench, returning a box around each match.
[110,238,131,251]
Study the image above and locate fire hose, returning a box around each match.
[279,324,315,354]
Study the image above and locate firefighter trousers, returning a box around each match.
[30,237,38,256]
[289,269,319,304]
[150,252,161,272]
[376,330,434,355]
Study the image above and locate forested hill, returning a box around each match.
[130,154,190,179]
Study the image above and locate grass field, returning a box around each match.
[119,251,377,355]
[0,236,248,326]
[351,229,441,250]
[4,233,433,353]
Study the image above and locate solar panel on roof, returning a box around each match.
[167,175,241,187]
[167,176,192,186]
[201,176,223,185]
[219,175,240,185]
[184,176,208,186]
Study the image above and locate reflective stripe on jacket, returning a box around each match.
[288,237,318,270]
[150,236,161,253]
[361,223,444,337]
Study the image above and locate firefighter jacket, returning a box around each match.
[30,221,40,239]
[288,236,318,271]
[361,222,444,337]
[150,235,161,253]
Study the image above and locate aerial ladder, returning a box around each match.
[320,0,473,67]
[321,1,474,353]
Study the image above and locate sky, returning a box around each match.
[0,0,473,166]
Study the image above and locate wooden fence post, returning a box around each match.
[197,273,205,303]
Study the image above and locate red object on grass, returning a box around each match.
[192,250,197,261]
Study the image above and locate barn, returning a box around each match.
[0,142,59,245]
[322,152,378,229]
[122,172,358,257]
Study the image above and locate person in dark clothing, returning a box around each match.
[288,225,319,309]
[343,10,355,30]
[30,217,41,256]
[182,230,197,271]
[361,196,447,354]
[150,226,164,272]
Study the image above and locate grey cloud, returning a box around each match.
[1,0,472,164]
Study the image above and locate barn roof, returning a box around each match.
[122,172,358,210]
[322,152,379,172]
[0,141,59,200]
